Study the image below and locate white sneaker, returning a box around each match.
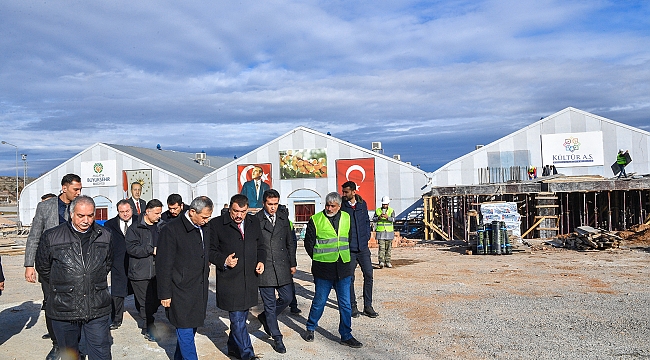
[386,262,393,268]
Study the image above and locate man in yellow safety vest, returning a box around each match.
[373,196,395,268]
[302,192,363,349]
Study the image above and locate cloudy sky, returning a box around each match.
[1,0,649,177]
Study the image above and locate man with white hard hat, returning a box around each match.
[373,196,395,268]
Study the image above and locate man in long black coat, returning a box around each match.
[157,196,213,360]
[209,194,266,360]
[254,189,296,354]
[103,199,135,330]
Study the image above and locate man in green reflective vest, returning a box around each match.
[302,192,363,349]
[373,196,395,268]
[616,149,629,179]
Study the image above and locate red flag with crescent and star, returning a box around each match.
[336,158,375,208]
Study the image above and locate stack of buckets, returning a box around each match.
[475,220,512,255]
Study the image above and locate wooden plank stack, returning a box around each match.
[556,226,621,250]
[0,236,25,256]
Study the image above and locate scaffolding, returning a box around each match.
[422,175,650,241]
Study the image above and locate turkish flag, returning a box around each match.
[336,158,375,209]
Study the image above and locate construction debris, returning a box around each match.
[369,232,417,248]
[554,226,621,250]
[0,237,25,256]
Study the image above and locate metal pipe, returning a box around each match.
[463,195,467,242]
[449,197,454,241]
[608,191,612,231]
[594,192,598,228]
[621,191,627,230]
[525,194,529,236]
[583,192,587,226]
[639,190,643,225]
[566,193,571,233]
[559,193,564,234]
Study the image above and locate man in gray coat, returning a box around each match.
[24,173,82,360]
[255,189,297,354]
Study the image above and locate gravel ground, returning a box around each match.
[1,241,649,359]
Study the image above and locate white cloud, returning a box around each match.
[1,0,649,174]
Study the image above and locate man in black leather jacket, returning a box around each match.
[36,195,113,360]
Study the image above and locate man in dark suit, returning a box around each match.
[209,194,266,360]
[103,199,135,330]
[255,189,297,354]
[341,181,378,319]
[158,196,213,360]
[161,193,188,222]
[127,182,147,216]
[23,173,82,360]
[240,166,270,208]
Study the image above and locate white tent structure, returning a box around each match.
[429,107,650,187]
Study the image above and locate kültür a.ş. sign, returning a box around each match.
[541,131,604,168]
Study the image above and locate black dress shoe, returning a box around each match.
[273,337,287,353]
[257,312,271,336]
[45,346,59,360]
[341,336,363,348]
[227,349,241,359]
[363,306,379,318]
[109,322,121,330]
[42,333,51,339]
[351,305,360,318]
[303,330,314,342]
[289,307,302,314]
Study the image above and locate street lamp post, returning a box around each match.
[1,141,19,217]
[21,154,27,190]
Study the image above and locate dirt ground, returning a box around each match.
[1,239,649,359]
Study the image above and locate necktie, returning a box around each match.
[238,223,245,239]
[271,215,275,226]
[63,203,69,221]
[135,201,140,214]
[123,220,128,235]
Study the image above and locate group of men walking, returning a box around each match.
[25,173,392,360]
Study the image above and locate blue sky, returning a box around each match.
[1,0,649,176]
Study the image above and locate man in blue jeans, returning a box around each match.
[341,181,379,318]
[303,192,362,348]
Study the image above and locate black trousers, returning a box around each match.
[111,296,125,324]
[130,278,160,329]
[349,248,374,309]
[259,284,293,338]
[41,281,57,346]
[289,281,298,309]
[51,314,111,360]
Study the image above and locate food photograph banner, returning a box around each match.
[122,169,153,202]
[336,158,375,208]
[279,149,327,179]
[237,163,272,208]
[81,160,116,188]
[541,131,604,168]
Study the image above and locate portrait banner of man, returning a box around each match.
[336,158,375,208]
[122,169,153,202]
[238,164,272,209]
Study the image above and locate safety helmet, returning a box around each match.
[381,196,390,204]
[619,149,624,153]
